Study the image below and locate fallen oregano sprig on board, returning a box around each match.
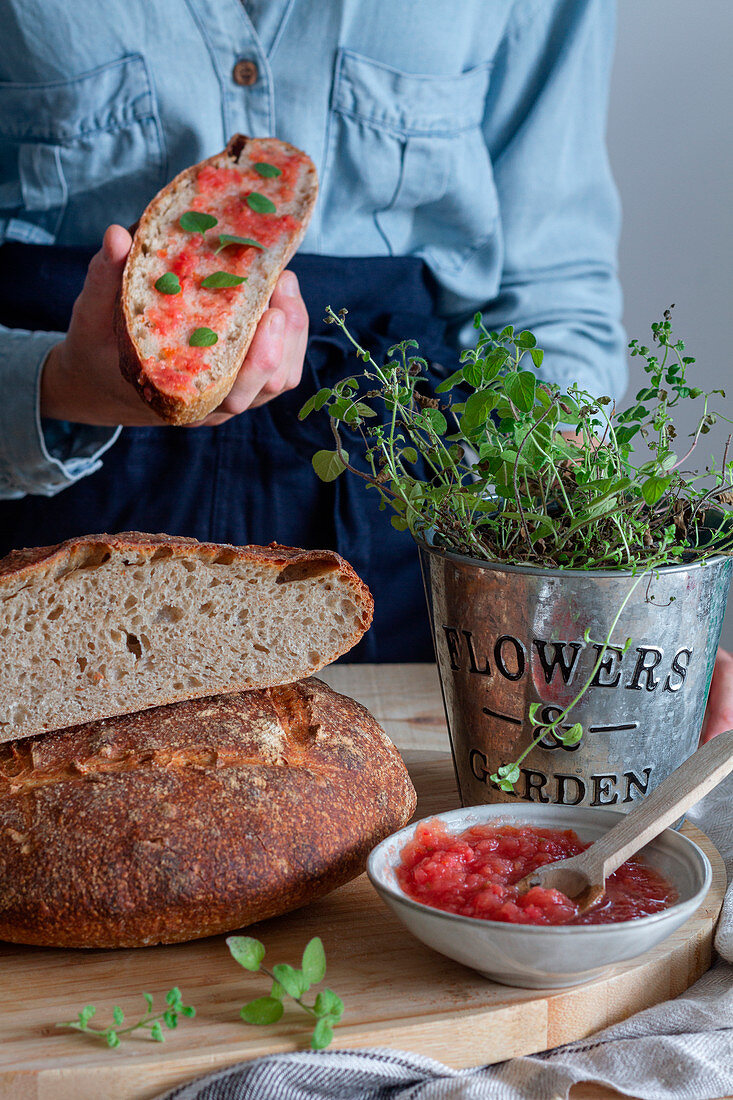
[56,987,195,1048]
[227,934,345,1050]
[57,937,344,1051]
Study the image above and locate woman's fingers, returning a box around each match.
[207,270,309,421]
[700,647,733,742]
[256,270,308,398]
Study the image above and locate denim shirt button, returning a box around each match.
[232,59,259,86]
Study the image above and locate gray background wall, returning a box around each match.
[607,0,733,650]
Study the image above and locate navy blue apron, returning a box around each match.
[0,244,456,661]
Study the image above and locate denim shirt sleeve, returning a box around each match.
[0,325,120,499]
[473,0,627,403]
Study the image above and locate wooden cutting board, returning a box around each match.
[0,752,725,1100]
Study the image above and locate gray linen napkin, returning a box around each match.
[159,776,733,1100]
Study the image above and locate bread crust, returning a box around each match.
[115,135,318,425]
[0,532,374,742]
[0,679,416,948]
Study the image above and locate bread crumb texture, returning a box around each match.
[0,532,373,742]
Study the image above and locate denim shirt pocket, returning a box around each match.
[0,54,165,246]
[327,49,496,274]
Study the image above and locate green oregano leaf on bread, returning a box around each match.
[179,211,218,234]
[215,234,266,254]
[154,272,181,295]
[200,271,247,289]
[253,162,282,178]
[246,192,277,214]
[189,327,218,347]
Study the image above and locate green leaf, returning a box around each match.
[435,368,464,393]
[143,994,153,1011]
[227,935,265,971]
[560,723,583,746]
[154,272,181,295]
[311,1018,334,1050]
[79,1006,96,1026]
[497,763,520,783]
[530,348,544,369]
[107,1031,121,1049]
[528,702,541,723]
[271,964,307,999]
[642,475,672,506]
[614,425,640,447]
[401,446,418,464]
[423,408,447,435]
[201,270,247,288]
[253,162,282,178]
[189,326,218,347]
[241,996,285,1026]
[517,329,537,349]
[215,234,266,254]
[166,988,182,1007]
[151,1021,165,1043]
[463,360,484,389]
[312,449,349,482]
[298,388,332,421]
[180,1005,196,1018]
[112,1006,124,1026]
[314,989,344,1021]
[302,937,327,984]
[179,211,218,235]
[390,515,408,532]
[270,980,286,1000]
[246,192,277,214]
[461,390,497,433]
[504,370,536,413]
[163,1010,178,1029]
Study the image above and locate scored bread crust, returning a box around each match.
[0,532,373,744]
[115,135,318,424]
[0,677,417,948]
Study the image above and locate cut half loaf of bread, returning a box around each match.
[0,533,372,743]
[116,135,317,424]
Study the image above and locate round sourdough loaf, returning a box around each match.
[0,678,415,948]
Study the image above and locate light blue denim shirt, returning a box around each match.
[0,0,625,499]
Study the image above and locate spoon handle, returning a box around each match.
[584,728,733,883]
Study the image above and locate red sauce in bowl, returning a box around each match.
[396,819,678,926]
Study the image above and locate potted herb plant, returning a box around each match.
[300,308,733,809]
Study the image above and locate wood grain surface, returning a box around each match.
[0,665,726,1100]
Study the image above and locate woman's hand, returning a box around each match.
[700,647,733,743]
[40,224,308,427]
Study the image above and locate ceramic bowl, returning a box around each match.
[367,803,712,988]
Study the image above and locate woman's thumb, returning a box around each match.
[74,224,132,332]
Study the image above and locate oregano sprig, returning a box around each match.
[57,988,195,1049]
[227,935,344,1050]
[301,305,733,572]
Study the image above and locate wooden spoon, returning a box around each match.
[514,727,733,913]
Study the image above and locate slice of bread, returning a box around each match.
[0,533,372,744]
[116,135,317,424]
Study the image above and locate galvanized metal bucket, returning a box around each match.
[418,539,732,811]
